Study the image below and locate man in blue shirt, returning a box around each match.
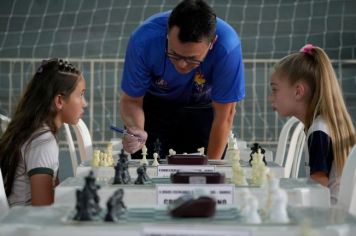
[120,0,245,160]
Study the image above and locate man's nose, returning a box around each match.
[177,59,188,68]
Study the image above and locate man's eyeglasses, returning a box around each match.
[165,51,203,66]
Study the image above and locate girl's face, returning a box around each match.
[58,76,87,125]
[268,73,297,117]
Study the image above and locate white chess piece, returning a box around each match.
[102,153,110,167]
[140,145,149,165]
[99,152,105,166]
[92,149,100,167]
[245,195,261,224]
[152,152,160,166]
[232,161,248,186]
[268,178,289,223]
[197,147,205,155]
[227,130,235,149]
[226,138,239,164]
[239,188,252,217]
[251,148,269,186]
[106,143,114,165]
[168,148,176,156]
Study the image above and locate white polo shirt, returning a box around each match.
[8,127,59,206]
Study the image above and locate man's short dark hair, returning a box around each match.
[168,0,217,43]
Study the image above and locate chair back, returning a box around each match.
[0,168,9,219]
[338,145,356,215]
[274,116,305,178]
[288,122,306,178]
[275,117,300,166]
[63,124,78,176]
[0,114,10,134]
[72,119,93,162]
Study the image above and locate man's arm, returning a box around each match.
[119,92,147,153]
[119,92,145,129]
[207,101,236,160]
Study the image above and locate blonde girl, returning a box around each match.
[269,44,355,204]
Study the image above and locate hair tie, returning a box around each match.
[36,60,49,74]
[300,44,314,55]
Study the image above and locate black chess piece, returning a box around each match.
[249,143,267,166]
[104,188,127,221]
[72,171,102,221]
[134,166,146,184]
[83,171,101,214]
[119,148,128,161]
[104,195,119,222]
[113,162,124,184]
[118,149,131,184]
[113,188,127,216]
[73,188,96,221]
[121,160,131,184]
[142,163,150,181]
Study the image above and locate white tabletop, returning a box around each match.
[0,205,355,236]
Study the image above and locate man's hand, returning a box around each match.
[122,127,148,154]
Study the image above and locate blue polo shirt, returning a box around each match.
[121,11,245,105]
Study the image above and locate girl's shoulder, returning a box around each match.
[23,126,57,151]
[307,116,330,138]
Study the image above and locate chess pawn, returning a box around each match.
[134,166,146,184]
[99,152,105,166]
[245,195,261,224]
[107,154,115,167]
[168,148,176,156]
[103,153,110,167]
[104,146,114,166]
[268,178,289,223]
[239,189,252,217]
[92,150,100,167]
[107,149,113,165]
[107,143,113,157]
[197,147,205,155]
[141,144,148,155]
[152,153,160,166]
[140,145,149,165]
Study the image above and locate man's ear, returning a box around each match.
[210,35,218,50]
[54,94,64,111]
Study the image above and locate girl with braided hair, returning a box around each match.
[0,59,87,206]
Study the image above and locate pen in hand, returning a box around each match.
[110,125,144,142]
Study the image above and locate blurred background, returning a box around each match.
[0,0,355,179]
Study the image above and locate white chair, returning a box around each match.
[72,119,93,163]
[284,122,306,178]
[0,168,10,219]
[63,124,79,176]
[338,145,356,215]
[274,116,306,178]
